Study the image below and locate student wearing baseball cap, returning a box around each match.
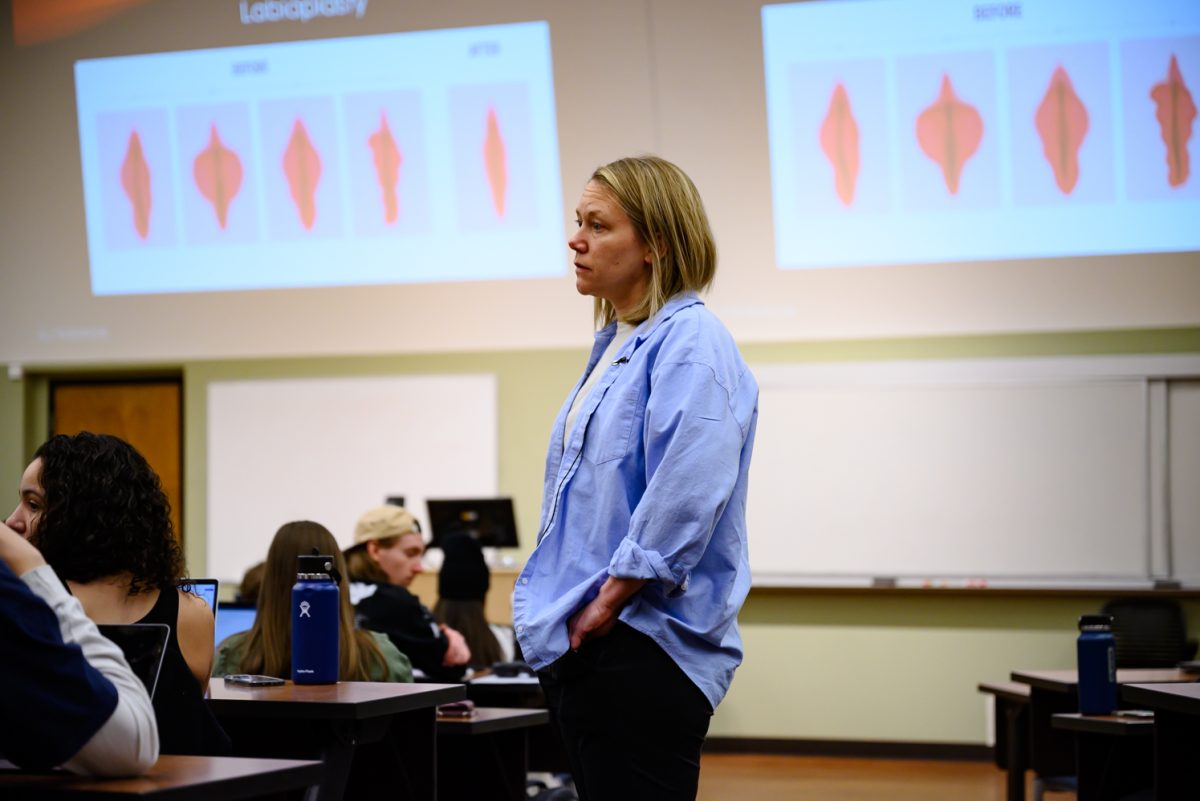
[344,506,471,680]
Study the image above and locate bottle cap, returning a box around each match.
[1078,613,1113,631]
[297,554,335,576]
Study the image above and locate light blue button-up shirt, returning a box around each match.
[513,292,758,710]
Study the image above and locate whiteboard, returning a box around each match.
[1170,381,1200,585]
[747,356,1200,587]
[207,374,497,585]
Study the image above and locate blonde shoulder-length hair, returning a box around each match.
[238,520,390,681]
[589,155,717,327]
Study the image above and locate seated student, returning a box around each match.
[8,432,228,756]
[0,520,159,776]
[213,520,412,682]
[236,561,265,605]
[344,506,471,681]
[433,532,512,667]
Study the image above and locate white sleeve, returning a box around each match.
[20,565,160,776]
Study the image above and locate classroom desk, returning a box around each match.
[1121,682,1200,801]
[464,674,573,774]
[977,681,1030,801]
[1050,712,1154,801]
[464,673,544,707]
[0,755,323,801]
[436,707,550,801]
[208,679,465,801]
[1010,669,1195,801]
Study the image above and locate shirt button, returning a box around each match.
[520,577,529,585]
[517,625,525,633]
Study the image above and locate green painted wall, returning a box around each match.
[5,325,1199,745]
[0,376,27,507]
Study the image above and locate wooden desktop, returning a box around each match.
[0,755,323,801]
[208,679,464,801]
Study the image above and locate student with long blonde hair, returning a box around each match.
[213,521,411,682]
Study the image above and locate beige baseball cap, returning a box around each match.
[352,505,421,546]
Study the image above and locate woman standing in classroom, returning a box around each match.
[512,156,759,801]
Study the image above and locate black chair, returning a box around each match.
[1101,598,1198,668]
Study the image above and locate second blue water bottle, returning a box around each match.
[1076,614,1117,714]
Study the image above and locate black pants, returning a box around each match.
[538,623,713,801]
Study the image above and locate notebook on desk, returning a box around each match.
[97,623,170,700]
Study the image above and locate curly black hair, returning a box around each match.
[31,432,183,595]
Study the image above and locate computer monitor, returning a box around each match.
[425,498,518,550]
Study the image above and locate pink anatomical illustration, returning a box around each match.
[482,106,507,218]
[819,82,860,206]
[1035,66,1090,194]
[916,74,984,195]
[368,111,403,224]
[120,130,152,239]
[282,119,322,230]
[1151,54,1196,188]
[193,124,244,229]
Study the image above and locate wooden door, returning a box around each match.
[51,380,183,543]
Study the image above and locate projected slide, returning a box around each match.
[75,21,562,295]
[762,0,1200,269]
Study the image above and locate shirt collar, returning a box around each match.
[595,291,704,345]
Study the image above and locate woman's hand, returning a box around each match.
[567,576,648,651]
[0,521,46,576]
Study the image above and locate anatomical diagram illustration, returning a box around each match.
[482,106,508,218]
[282,119,322,230]
[193,124,244,229]
[1035,66,1090,194]
[819,82,860,206]
[1151,54,1196,188]
[368,111,403,224]
[120,130,152,239]
[916,74,984,195]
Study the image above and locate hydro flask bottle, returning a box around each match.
[292,553,340,684]
[1077,614,1117,714]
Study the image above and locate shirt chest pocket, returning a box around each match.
[581,382,643,465]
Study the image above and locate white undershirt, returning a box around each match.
[565,321,636,447]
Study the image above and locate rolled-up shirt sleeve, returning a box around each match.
[609,360,746,595]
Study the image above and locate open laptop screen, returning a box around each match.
[97,623,170,700]
[214,601,256,647]
[179,578,218,614]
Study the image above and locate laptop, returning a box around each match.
[97,623,170,700]
[179,578,218,614]
[214,600,257,647]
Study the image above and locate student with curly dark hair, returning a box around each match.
[6,432,228,756]
[23,433,183,596]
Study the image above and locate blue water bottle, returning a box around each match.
[1077,614,1117,714]
[292,553,340,684]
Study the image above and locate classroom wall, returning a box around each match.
[6,324,1199,745]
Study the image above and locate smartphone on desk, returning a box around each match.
[224,674,285,687]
